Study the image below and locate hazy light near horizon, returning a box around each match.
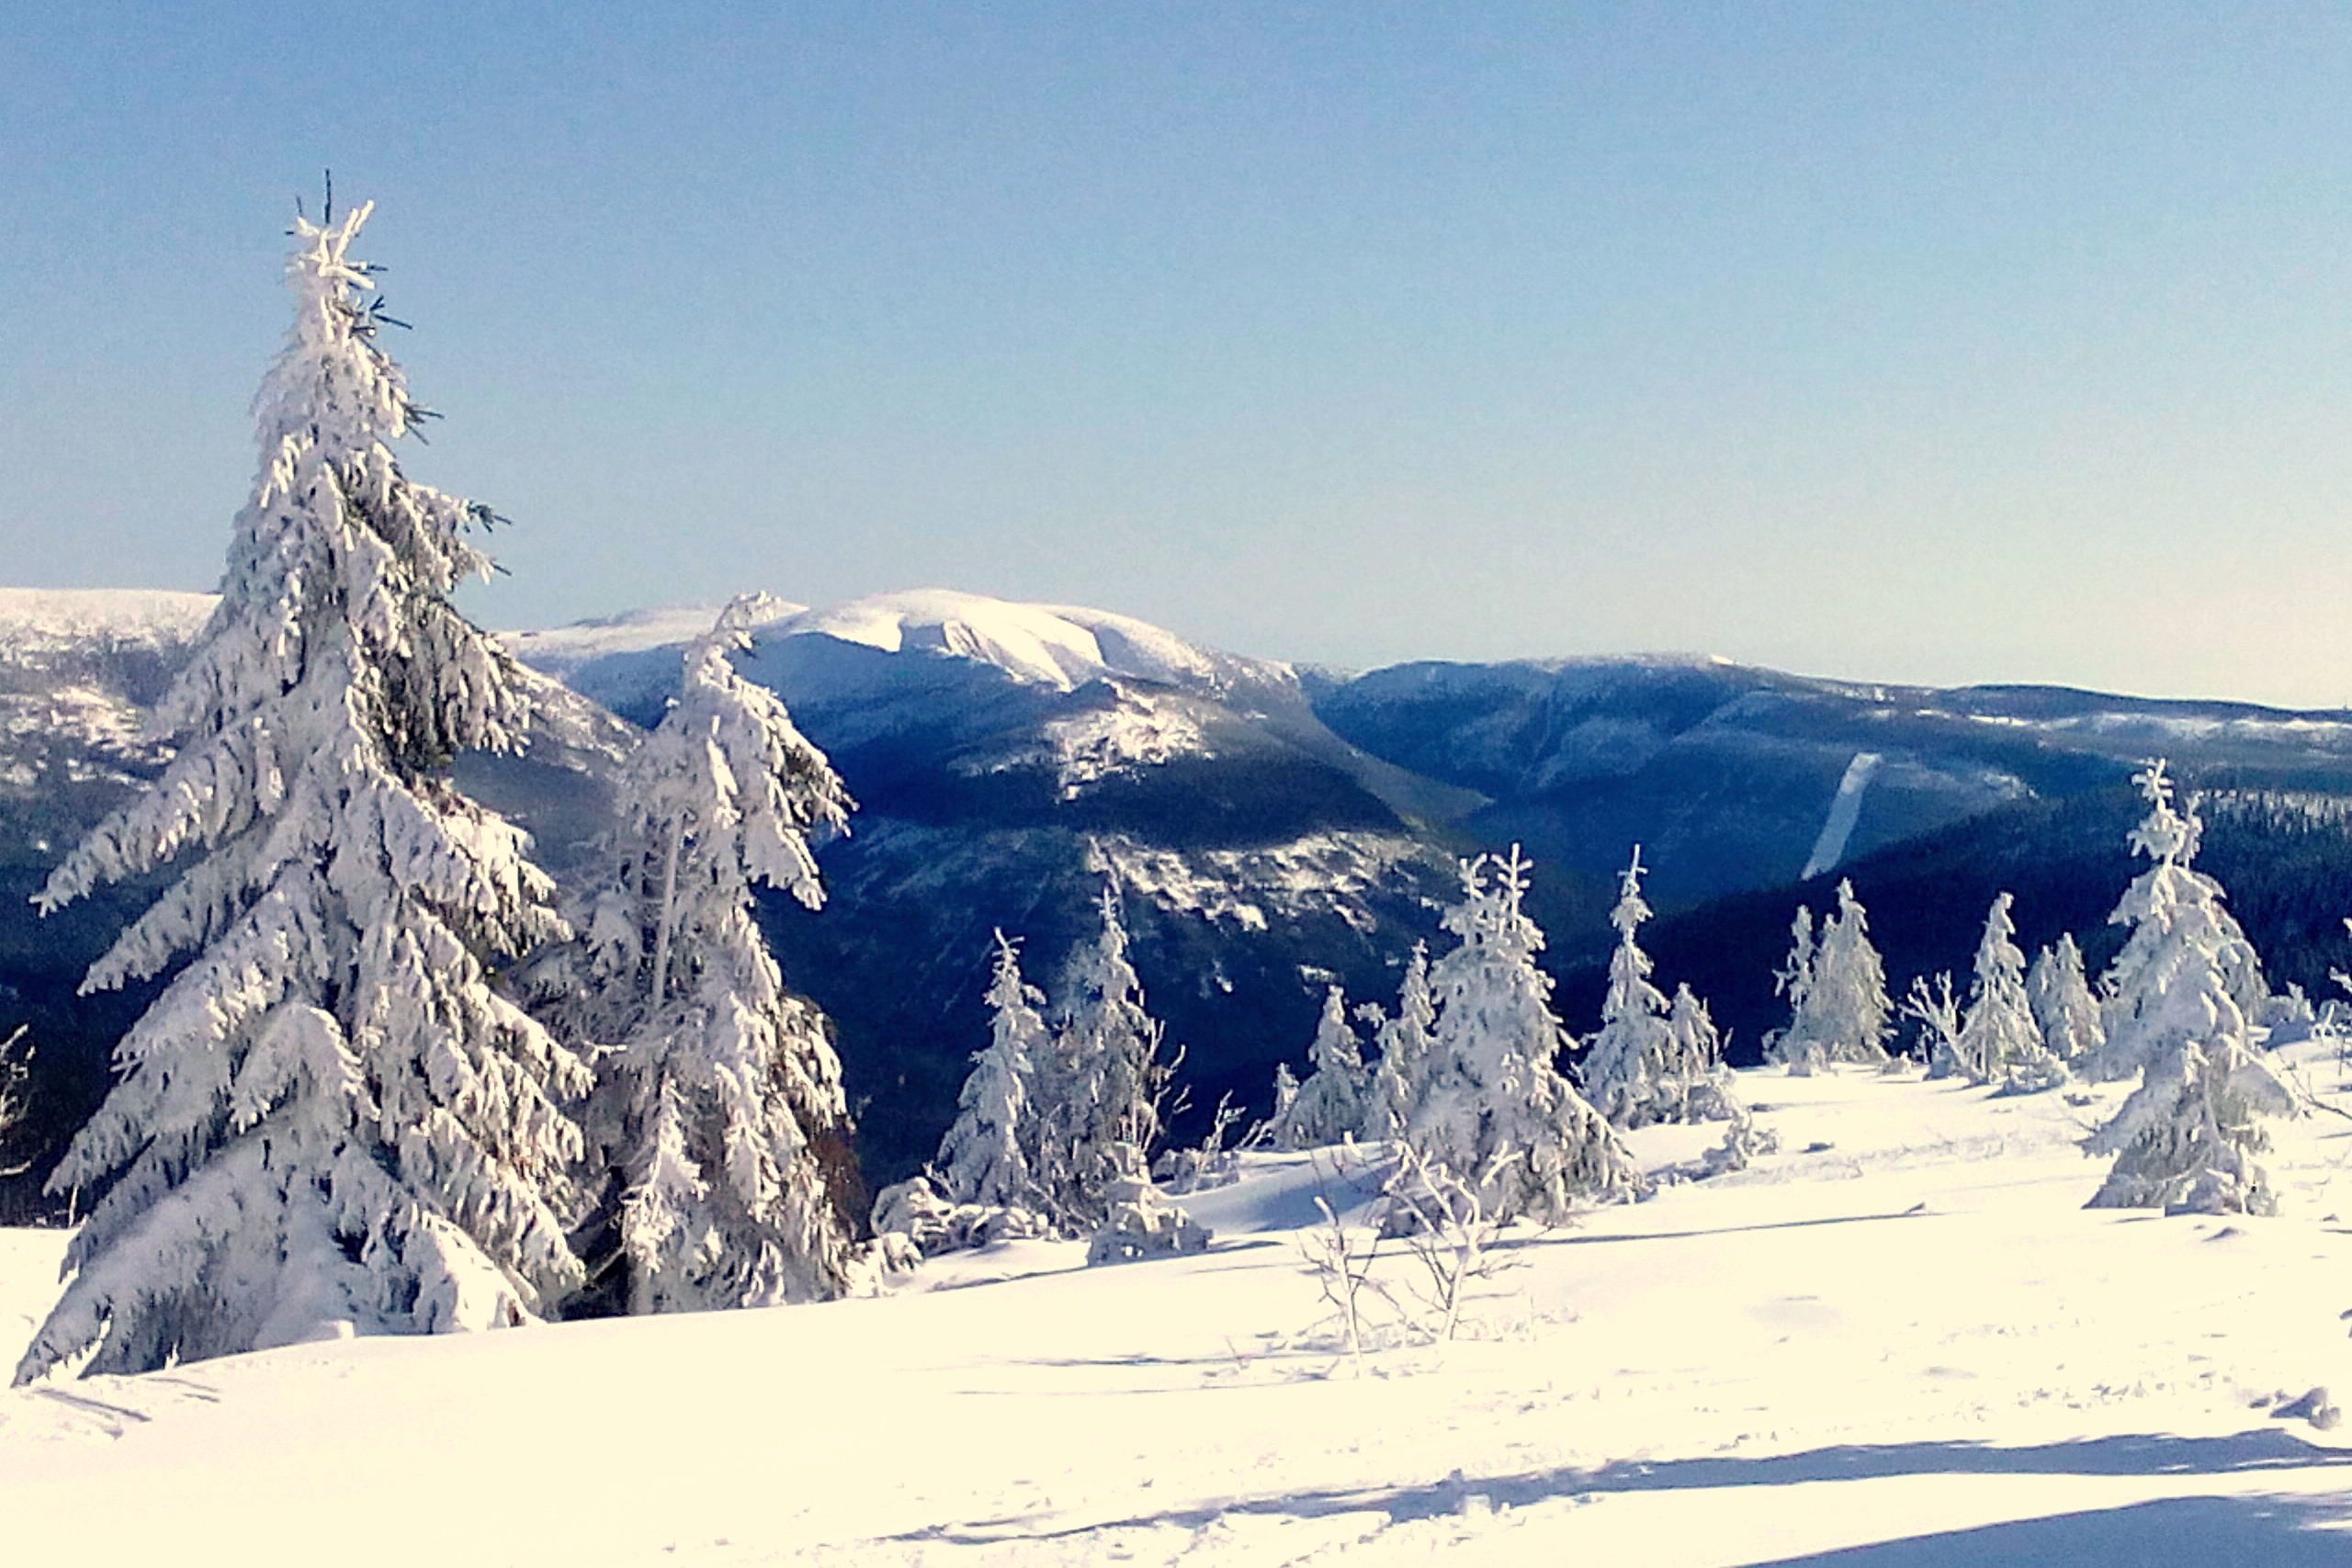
[6,4,2351,709]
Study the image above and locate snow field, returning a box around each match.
[6,1052,2352,1564]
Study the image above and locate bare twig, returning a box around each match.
[1383,1144,1526,1344]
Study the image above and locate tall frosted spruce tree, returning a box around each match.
[18,200,588,1382]
[558,599,858,1314]
[934,931,1045,1210]
[2083,761,2294,1214]
[1363,942,1437,1142]
[1956,892,2066,1091]
[1035,885,1167,1228]
[2090,761,2267,1084]
[1579,846,1679,1128]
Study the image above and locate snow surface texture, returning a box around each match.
[8,1046,2352,1564]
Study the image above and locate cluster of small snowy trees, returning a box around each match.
[1252,844,1737,1184]
[1915,763,2301,1214]
[1400,847,1641,1223]
[2028,936,2103,1064]
[923,887,1172,1236]
[1920,893,2069,1093]
[932,754,2315,1245]
[1802,761,2302,1216]
[1239,847,1643,1226]
[1767,881,1894,1073]
[13,199,864,1382]
[933,842,1655,1239]
[1266,987,1372,1148]
[926,755,2319,1248]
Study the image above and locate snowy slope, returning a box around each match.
[6,1050,2352,1565]
[0,590,213,837]
[497,597,808,680]
[0,586,216,651]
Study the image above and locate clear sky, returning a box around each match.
[7,3,2352,706]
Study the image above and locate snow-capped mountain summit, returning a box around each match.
[784,588,1286,694]
[511,587,1295,707]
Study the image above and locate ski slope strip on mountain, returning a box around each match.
[8,1049,2352,1566]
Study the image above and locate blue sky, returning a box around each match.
[7,3,2352,705]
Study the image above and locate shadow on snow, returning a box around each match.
[1744,1493,2351,1566]
[883,1429,2352,1559]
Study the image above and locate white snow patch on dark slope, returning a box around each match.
[1803,750,1883,879]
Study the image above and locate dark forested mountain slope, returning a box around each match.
[9,585,2352,1211]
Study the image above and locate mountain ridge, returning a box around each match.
[12,581,2352,1203]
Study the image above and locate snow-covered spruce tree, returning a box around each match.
[1667,983,1742,1121]
[1263,1062,1302,1145]
[2085,959,2297,1215]
[1907,972,1966,1077]
[1956,893,2066,1092]
[2027,934,2105,1066]
[1270,986,1370,1148]
[2089,761,2267,1084]
[1764,907,1823,1073]
[558,598,857,1314]
[1402,846,1639,1224]
[934,931,1044,1210]
[1579,846,1679,1128]
[1363,942,1437,1141]
[17,201,589,1382]
[1035,884,1168,1228]
[0,1026,30,1179]
[1787,881,1894,1068]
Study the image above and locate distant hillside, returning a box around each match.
[1316,655,2352,913]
